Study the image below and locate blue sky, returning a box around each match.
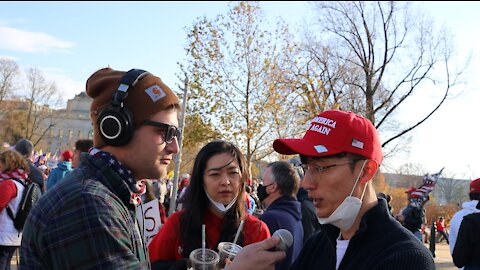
[1,1,479,179]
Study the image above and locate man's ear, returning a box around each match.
[271,182,280,193]
[359,159,379,183]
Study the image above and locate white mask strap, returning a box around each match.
[349,160,368,201]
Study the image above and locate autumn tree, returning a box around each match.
[23,67,60,146]
[296,1,465,158]
[396,162,427,176]
[181,1,299,173]
[180,113,221,173]
[0,58,19,103]
[373,172,390,194]
[434,176,469,205]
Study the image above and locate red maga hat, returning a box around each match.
[273,110,383,165]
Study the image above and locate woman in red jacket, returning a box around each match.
[0,149,30,269]
[148,140,270,269]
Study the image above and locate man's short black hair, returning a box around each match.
[14,138,34,158]
[75,139,93,153]
[469,192,480,201]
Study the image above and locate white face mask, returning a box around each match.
[318,160,368,231]
[205,189,238,214]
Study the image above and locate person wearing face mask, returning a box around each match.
[258,161,303,270]
[148,140,270,269]
[226,110,435,270]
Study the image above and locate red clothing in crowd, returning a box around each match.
[0,180,17,210]
[436,219,446,232]
[148,209,270,262]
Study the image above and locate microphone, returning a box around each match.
[272,229,293,251]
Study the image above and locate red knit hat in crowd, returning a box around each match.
[470,178,480,194]
[61,150,73,161]
[273,109,383,165]
[86,67,180,148]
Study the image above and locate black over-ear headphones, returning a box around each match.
[97,69,150,146]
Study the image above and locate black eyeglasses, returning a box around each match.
[142,120,181,144]
[301,160,363,175]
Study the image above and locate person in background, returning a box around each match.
[0,150,30,270]
[175,173,190,210]
[452,204,480,269]
[227,109,434,270]
[13,138,45,193]
[245,185,257,215]
[422,222,431,244]
[288,157,321,243]
[46,150,73,190]
[141,179,167,225]
[20,67,181,269]
[395,191,426,242]
[72,139,93,168]
[177,173,190,197]
[259,160,303,270]
[449,178,480,269]
[148,140,270,270]
[435,216,449,244]
[377,192,393,216]
[38,164,49,180]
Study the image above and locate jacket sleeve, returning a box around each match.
[0,180,17,210]
[148,212,182,262]
[21,191,146,269]
[452,217,475,268]
[46,169,58,190]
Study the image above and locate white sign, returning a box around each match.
[136,199,162,245]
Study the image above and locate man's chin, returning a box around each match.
[138,170,163,180]
[157,169,168,180]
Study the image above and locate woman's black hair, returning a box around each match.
[180,140,248,257]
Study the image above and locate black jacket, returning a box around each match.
[452,212,480,269]
[28,161,45,193]
[402,205,425,232]
[290,199,435,270]
[297,188,321,243]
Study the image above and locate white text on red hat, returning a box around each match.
[308,116,337,135]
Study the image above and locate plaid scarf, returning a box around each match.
[89,148,146,206]
[0,168,28,182]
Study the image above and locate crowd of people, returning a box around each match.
[0,66,478,270]
[0,137,93,269]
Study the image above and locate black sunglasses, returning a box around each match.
[142,120,181,144]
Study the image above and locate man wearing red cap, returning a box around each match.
[450,178,480,269]
[20,68,181,269]
[227,110,434,270]
[46,150,73,190]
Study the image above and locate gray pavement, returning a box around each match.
[428,242,457,270]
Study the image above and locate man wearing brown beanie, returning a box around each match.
[20,67,181,270]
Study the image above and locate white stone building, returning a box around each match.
[46,92,93,153]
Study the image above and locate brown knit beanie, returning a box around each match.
[86,67,180,148]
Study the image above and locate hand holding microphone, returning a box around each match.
[270,229,293,251]
[224,229,290,270]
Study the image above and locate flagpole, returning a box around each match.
[168,74,188,216]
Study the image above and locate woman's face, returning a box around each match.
[203,152,242,205]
